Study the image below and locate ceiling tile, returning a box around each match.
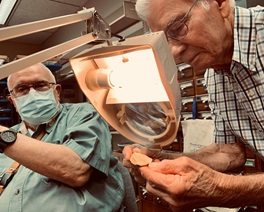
[50,0,88,7]
[8,0,84,26]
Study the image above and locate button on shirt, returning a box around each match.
[205,6,264,158]
[0,103,124,212]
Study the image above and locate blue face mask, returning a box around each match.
[13,89,60,126]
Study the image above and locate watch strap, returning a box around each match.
[0,141,7,153]
[0,130,17,153]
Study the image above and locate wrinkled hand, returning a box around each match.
[122,144,148,185]
[122,144,178,185]
[139,156,223,211]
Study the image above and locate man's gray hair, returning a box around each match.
[136,0,236,21]
[135,0,151,21]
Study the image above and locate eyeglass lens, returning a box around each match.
[12,81,54,97]
[165,0,199,41]
[167,22,188,40]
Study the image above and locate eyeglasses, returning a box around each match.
[10,81,56,97]
[164,0,200,41]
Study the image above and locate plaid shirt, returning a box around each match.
[205,6,264,158]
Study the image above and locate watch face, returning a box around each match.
[1,131,16,143]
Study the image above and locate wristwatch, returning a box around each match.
[0,130,17,153]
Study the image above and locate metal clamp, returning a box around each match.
[0,172,15,187]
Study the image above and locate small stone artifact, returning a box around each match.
[130,152,153,166]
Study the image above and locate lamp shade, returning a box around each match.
[70,31,181,148]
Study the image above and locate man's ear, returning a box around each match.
[8,95,13,104]
[215,0,231,18]
[55,84,61,94]
[8,95,18,112]
[55,84,62,101]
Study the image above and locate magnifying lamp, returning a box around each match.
[0,8,181,148]
[70,31,181,148]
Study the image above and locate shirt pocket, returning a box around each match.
[0,157,15,180]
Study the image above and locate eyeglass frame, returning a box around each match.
[9,80,56,97]
[164,0,200,41]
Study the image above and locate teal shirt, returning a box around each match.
[0,103,124,212]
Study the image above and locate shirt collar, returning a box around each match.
[18,121,33,136]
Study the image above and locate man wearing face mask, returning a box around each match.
[0,63,124,212]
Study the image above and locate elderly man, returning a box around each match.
[123,0,264,211]
[0,63,124,211]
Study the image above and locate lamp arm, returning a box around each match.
[0,33,96,79]
[0,8,95,42]
[0,7,111,80]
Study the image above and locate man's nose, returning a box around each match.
[28,86,36,93]
[29,86,35,91]
[169,41,184,57]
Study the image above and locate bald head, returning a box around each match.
[7,63,56,92]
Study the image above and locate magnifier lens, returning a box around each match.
[125,103,167,136]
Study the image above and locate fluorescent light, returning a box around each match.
[0,0,17,25]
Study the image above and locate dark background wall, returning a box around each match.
[236,0,264,7]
